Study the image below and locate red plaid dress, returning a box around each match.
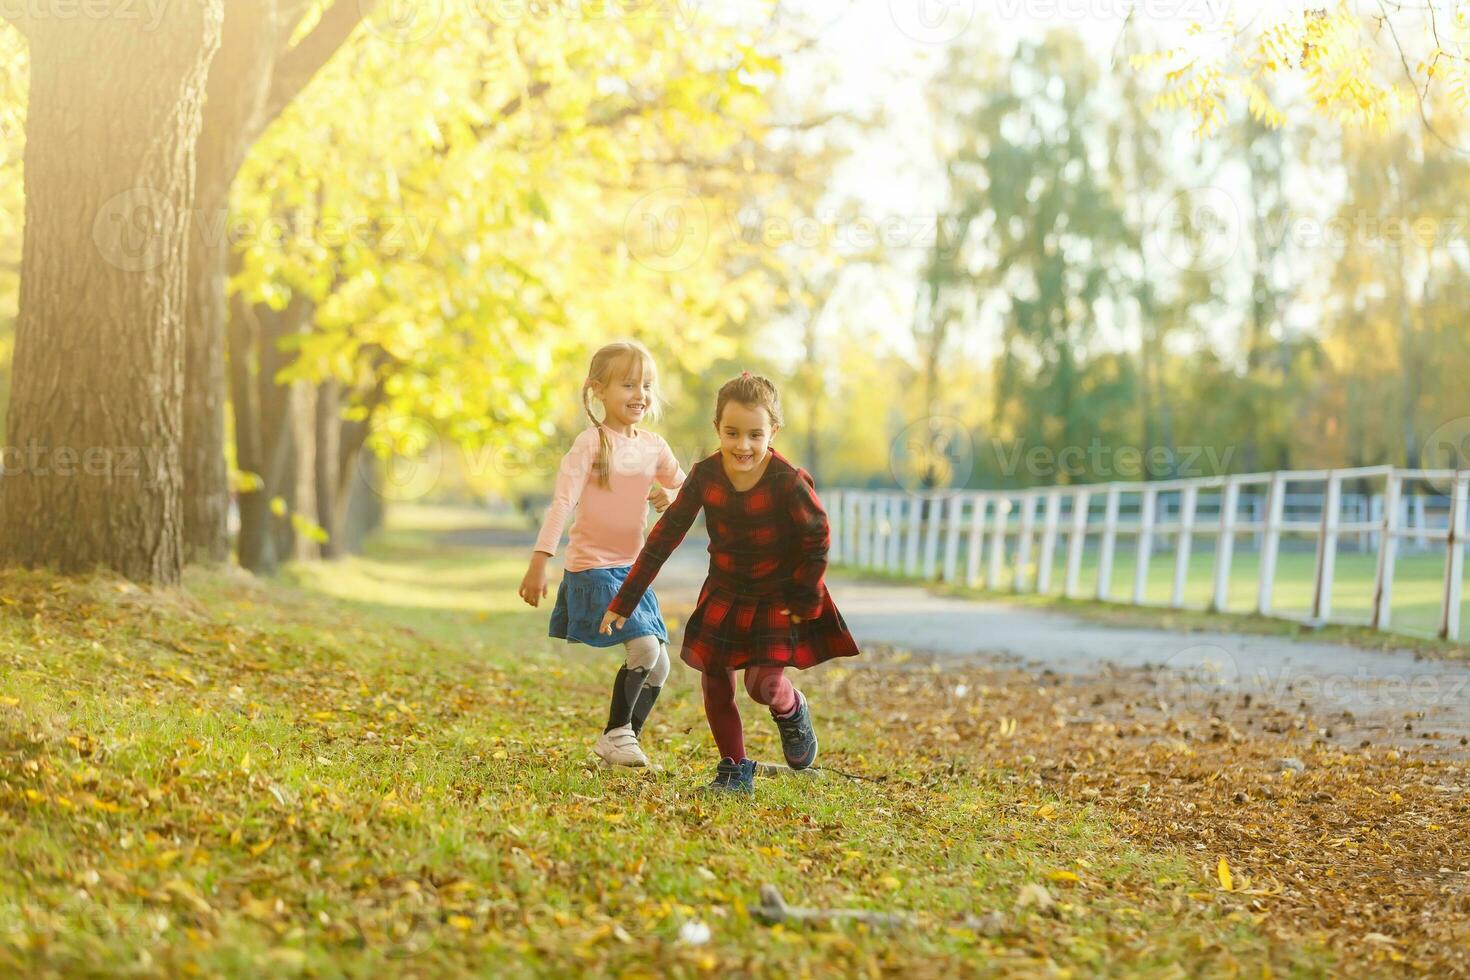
[607,449,861,673]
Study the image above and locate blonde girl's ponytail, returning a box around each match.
[581,340,665,490]
[583,379,613,490]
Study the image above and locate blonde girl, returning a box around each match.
[519,341,685,767]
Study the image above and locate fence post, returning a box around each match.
[1369,493,1383,552]
[1013,493,1037,593]
[1371,472,1401,629]
[1414,491,1428,550]
[1311,471,1341,622]
[1133,486,1157,604]
[897,496,918,576]
[848,493,861,566]
[1065,488,1090,598]
[941,493,964,583]
[1212,477,1240,613]
[987,496,1009,590]
[1096,485,1121,600]
[965,494,988,587]
[1036,490,1062,594]
[886,493,904,574]
[828,490,843,565]
[1171,485,1198,608]
[858,493,870,570]
[1441,471,1467,640]
[873,495,890,570]
[920,495,941,579]
[1257,471,1286,615]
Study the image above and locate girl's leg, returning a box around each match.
[743,665,797,717]
[605,634,662,734]
[630,641,670,737]
[701,668,746,761]
[747,665,818,770]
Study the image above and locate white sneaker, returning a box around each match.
[593,725,648,767]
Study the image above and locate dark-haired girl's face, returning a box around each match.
[715,401,777,476]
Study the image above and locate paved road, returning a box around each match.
[479,527,1470,746]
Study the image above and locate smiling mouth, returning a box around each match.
[731,452,754,464]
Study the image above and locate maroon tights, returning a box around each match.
[701,666,797,762]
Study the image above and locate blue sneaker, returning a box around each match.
[773,691,818,770]
[706,757,756,795]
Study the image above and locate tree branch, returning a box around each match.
[263,0,380,126]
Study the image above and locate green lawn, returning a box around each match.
[0,513,1332,976]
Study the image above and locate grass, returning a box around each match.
[848,535,1470,658]
[0,514,1341,976]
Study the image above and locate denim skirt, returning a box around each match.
[549,565,669,648]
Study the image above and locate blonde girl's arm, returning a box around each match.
[520,432,594,606]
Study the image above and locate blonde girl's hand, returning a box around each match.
[519,557,550,607]
[647,483,673,513]
[781,608,803,624]
[600,609,627,635]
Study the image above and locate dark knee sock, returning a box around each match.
[605,666,649,733]
[702,671,746,761]
[630,685,662,737]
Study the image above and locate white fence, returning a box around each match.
[826,465,1470,641]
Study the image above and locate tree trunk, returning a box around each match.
[228,283,274,573]
[0,4,224,585]
[182,0,378,564]
[287,377,317,561]
[315,380,343,559]
[232,293,310,574]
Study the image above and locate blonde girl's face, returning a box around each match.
[716,401,778,475]
[594,358,655,428]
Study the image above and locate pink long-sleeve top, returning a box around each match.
[533,425,687,572]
